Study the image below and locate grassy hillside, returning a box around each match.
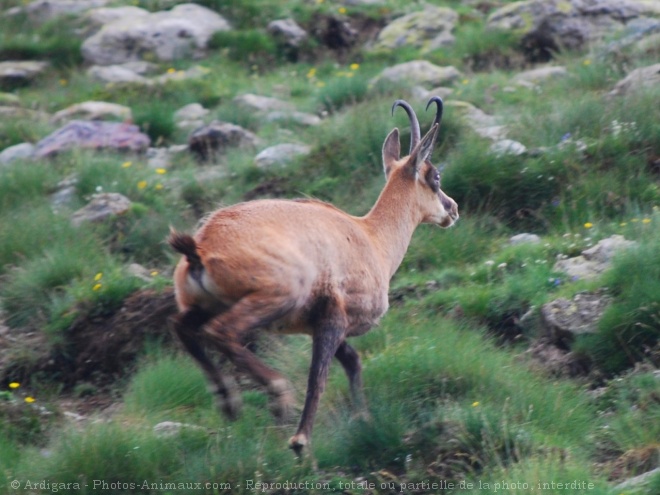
[1,0,659,493]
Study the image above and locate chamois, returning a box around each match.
[169,97,458,455]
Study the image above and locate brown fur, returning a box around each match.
[169,98,458,456]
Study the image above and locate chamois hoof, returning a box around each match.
[218,394,243,421]
[288,433,308,456]
[268,379,296,424]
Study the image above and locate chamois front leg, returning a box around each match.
[289,314,345,455]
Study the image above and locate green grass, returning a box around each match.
[1,0,660,492]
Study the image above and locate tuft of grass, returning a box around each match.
[123,353,212,415]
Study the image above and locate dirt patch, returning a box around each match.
[1,288,178,390]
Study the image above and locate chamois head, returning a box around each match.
[383,97,458,228]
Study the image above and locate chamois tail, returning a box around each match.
[169,228,203,272]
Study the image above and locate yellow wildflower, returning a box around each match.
[316,81,326,88]
[137,180,148,190]
[350,63,360,71]
[338,7,347,14]
[150,270,159,277]
[9,382,20,389]
[584,222,593,229]
[462,79,469,85]
[642,218,651,224]
[583,59,591,66]
[94,272,103,281]
[619,222,627,227]
[24,397,35,403]
[155,183,164,190]
[93,283,102,292]
[59,79,68,86]
[472,401,480,407]
[121,161,132,168]
[306,68,316,79]
[167,68,176,74]
[155,168,167,175]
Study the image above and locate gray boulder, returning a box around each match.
[81,3,231,65]
[0,143,35,165]
[371,61,461,88]
[6,0,107,23]
[446,101,508,141]
[490,139,527,156]
[188,121,259,161]
[267,19,308,48]
[510,233,541,245]
[254,144,311,169]
[0,61,49,89]
[373,6,458,53]
[487,0,660,57]
[174,103,209,130]
[609,63,660,96]
[540,291,611,345]
[511,66,568,86]
[263,111,322,127]
[50,101,132,124]
[34,120,150,158]
[554,235,637,280]
[71,193,132,227]
[234,93,295,113]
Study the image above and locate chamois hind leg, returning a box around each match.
[171,307,242,420]
[203,296,296,423]
[335,341,369,418]
[289,299,346,455]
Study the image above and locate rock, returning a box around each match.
[554,235,637,280]
[490,139,527,156]
[609,63,660,96]
[188,121,259,161]
[487,0,660,60]
[0,106,49,121]
[263,111,322,127]
[446,100,508,141]
[0,61,49,89]
[0,143,35,165]
[540,291,612,345]
[0,93,21,106]
[145,145,187,169]
[582,235,637,263]
[127,263,153,282]
[84,5,148,29]
[373,6,458,52]
[614,467,660,492]
[70,192,132,226]
[34,120,150,158]
[411,86,455,102]
[371,61,461,88]
[81,3,231,66]
[511,66,568,86]
[87,65,150,85]
[51,101,132,124]
[7,0,108,23]
[153,65,211,84]
[254,143,311,169]
[50,177,78,210]
[174,103,209,130]
[603,17,660,54]
[153,421,206,438]
[510,233,541,245]
[267,19,308,48]
[234,93,295,113]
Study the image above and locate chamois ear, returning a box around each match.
[409,123,439,175]
[382,128,401,178]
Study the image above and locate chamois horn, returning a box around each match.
[391,99,421,155]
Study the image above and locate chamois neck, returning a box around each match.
[362,176,422,278]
